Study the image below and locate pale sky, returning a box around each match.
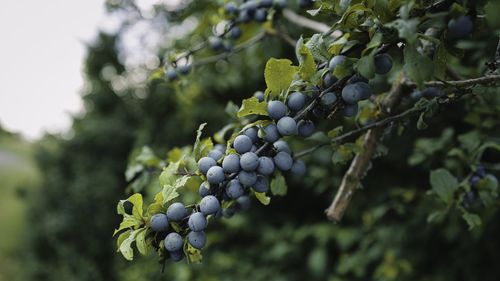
[0,0,113,140]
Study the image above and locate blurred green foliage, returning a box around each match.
[21,1,500,281]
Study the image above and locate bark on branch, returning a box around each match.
[325,74,406,223]
[282,9,331,34]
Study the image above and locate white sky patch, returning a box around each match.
[0,0,116,140]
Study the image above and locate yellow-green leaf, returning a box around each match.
[255,192,271,205]
[135,228,149,255]
[193,123,208,161]
[270,172,287,196]
[264,58,297,97]
[237,97,268,118]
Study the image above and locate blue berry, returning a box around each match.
[238,170,258,186]
[214,144,226,153]
[206,166,225,184]
[341,84,363,104]
[209,37,224,52]
[323,73,337,88]
[273,140,291,154]
[199,182,210,197]
[198,157,216,175]
[329,55,346,72]
[356,82,373,100]
[188,212,207,232]
[321,92,337,106]
[348,74,368,84]
[226,179,244,199]
[254,9,267,22]
[239,9,252,23]
[164,232,183,252]
[244,127,259,143]
[253,91,264,102]
[374,54,393,75]
[260,0,273,8]
[259,124,280,143]
[169,250,184,262]
[237,195,251,210]
[267,100,287,120]
[230,26,242,39]
[448,16,473,40]
[199,195,220,215]
[252,175,269,192]
[297,120,315,137]
[208,149,224,161]
[188,231,206,249]
[225,2,239,14]
[233,135,253,154]
[222,154,240,173]
[343,104,359,117]
[178,64,191,75]
[240,152,259,171]
[167,202,187,221]
[166,68,178,81]
[257,156,275,175]
[274,151,293,171]
[291,160,306,176]
[287,92,306,111]
[277,116,297,136]
[150,213,169,232]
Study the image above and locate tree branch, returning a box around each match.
[294,105,423,159]
[282,9,331,34]
[406,75,500,88]
[325,74,406,223]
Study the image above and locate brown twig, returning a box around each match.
[325,73,406,222]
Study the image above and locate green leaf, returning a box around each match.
[237,97,268,118]
[328,126,343,138]
[118,229,139,261]
[270,173,287,196]
[328,33,349,55]
[162,184,180,204]
[404,46,434,88]
[462,212,481,230]
[332,144,359,164]
[417,112,428,130]
[135,228,148,255]
[159,161,180,187]
[185,242,203,263]
[429,169,459,205]
[332,58,354,79]
[264,58,297,97]
[305,34,330,62]
[356,53,375,79]
[113,216,142,236]
[117,193,143,219]
[255,192,271,205]
[193,123,208,161]
[433,42,448,80]
[116,230,131,250]
[296,37,316,81]
[225,101,239,119]
[387,18,419,43]
[427,210,446,223]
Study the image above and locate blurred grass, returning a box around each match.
[0,133,40,281]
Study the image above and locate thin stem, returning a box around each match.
[294,105,423,159]
[406,75,500,88]
[193,32,267,67]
